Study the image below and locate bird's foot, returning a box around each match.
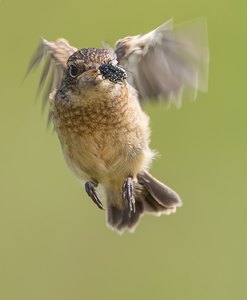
[122,177,136,213]
[85,181,104,210]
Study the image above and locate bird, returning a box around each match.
[28,18,209,233]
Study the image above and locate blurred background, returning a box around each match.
[0,0,246,299]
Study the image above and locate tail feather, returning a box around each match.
[106,171,182,233]
[137,171,182,210]
[107,201,144,232]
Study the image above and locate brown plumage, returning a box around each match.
[28,18,209,233]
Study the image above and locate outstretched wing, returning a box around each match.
[27,38,77,120]
[115,18,209,106]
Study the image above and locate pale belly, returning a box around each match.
[57,127,153,188]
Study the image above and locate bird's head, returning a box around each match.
[66,48,112,86]
[66,48,127,88]
[55,48,127,106]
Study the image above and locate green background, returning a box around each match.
[1,0,246,299]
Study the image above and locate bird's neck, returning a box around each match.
[52,83,133,132]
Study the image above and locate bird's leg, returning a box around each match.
[85,181,104,210]
[122,177,136,213]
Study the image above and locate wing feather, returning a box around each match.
[27,38,77,116]
[115,18,209,106]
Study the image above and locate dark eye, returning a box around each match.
[69,65,79,78]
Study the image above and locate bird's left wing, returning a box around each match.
[115,18,209,106]
[27,38,77,120]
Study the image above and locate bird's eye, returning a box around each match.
[69,65,79,78]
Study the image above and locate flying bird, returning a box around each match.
[28,18,209,233]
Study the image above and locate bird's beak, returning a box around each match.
[78,69,102,87]
[91,69,101,77]
[79,68,100,79]
[88,69,102,81]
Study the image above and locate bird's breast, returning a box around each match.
[52,84,152,185]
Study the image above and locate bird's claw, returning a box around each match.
[85,181,104,210]
[122,177,136,213]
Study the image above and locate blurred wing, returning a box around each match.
[115,18,209,106]
[27,38,77,118]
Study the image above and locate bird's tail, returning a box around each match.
[106,171,182,233]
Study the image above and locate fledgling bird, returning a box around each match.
[28,18,209,233]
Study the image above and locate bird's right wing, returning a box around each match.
[115,18,209,106]
[27,38,77,120]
